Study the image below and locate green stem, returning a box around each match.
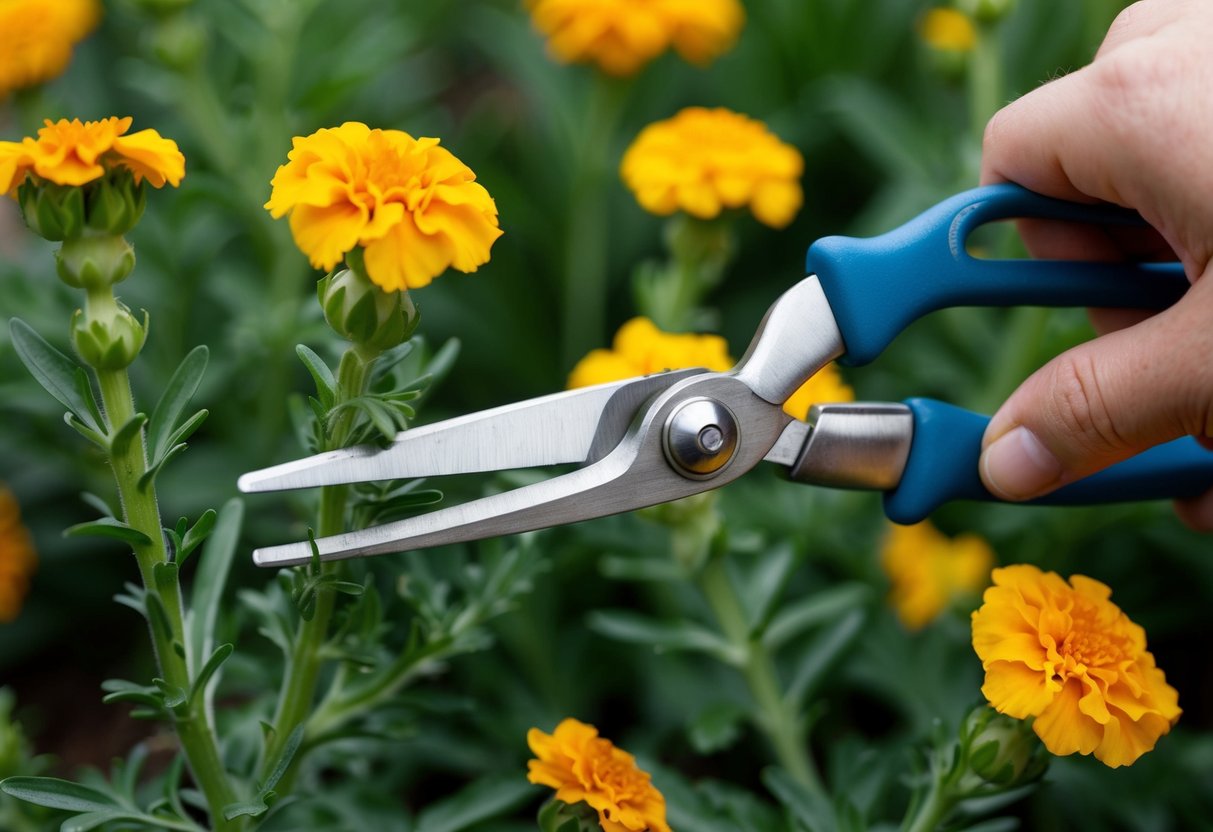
[698,554,825,798]
[93,330,239,831]
[903,779,953,832]
[968,21,1004,142]
[260,346,374,785]
[560,74,629,369]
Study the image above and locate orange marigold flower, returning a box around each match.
[782,363,854,421]
[0,487,37,623]
[567,316,731,389]
[0,0,100,98]
[971,564,1181,768]
[528,718,671,832]
[0,117,185,194]
[265,122,502,292]
[919,8,977,52]
[621,108,804,229]
[527,0,744,77]
[881,520,993,630]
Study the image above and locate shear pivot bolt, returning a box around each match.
[664,397,739,479]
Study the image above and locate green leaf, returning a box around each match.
[762,583,870,652]
[100,679,165,713]
[738,543,798,632]
[188,499,243,679]
[415,774,536,832]
[763,767,837,832]
[786,609,867,706]
[164,408,209,451]
[65,413,108,448]
[189,643,233,703]
[138,443,187,491]
[223,799,270,820]
[296,344,337,407]
[153,561,180,593]
[63,518,152,546]
[147,345,208,465]
[587,610,743,665]
[599,555,686,583]
[688,702,746,754]
[0,776,119,813]
[262,725,305,793]
[61,810,133,832]
[79,492,116,519]
[176,508,217,566]
[108,413,147,457]
[73,367,105,429]
[9,318,101,432]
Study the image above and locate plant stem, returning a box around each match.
[560,74,628,370]
[903,778,952,832]
[698,553,826,798]
[93,341,239,831]
[260,346,374,784]
[967,22,1004,142]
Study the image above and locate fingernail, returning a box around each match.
[981,426,1063,500]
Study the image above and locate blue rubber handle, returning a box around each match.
[883,398,1213,524]
[806,184,1189,366]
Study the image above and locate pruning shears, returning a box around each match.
[239,184,1213,568]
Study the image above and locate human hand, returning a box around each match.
[978,0,1213,529]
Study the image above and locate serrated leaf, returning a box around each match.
[0,777,119,813]
[296,344,337,407]
[147,345,208,465]
[10,318,100,432]
[63,518,152,546]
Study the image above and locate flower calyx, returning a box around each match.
[72,291,147,370]
[55,233,136,291]
[960,704,1047,789]
[318,250,419,352]
[19,166,148,243]
[537,798,601,832]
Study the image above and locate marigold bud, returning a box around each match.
[71,299,148,370]
[18,181,84,241]
[318,251,419,351]
[55,234,136,290]
[962,705,1047,787]
[150,14,207,70]
[537,799,600,832]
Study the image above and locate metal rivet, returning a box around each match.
[663,397,739,479]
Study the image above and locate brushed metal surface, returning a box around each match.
[252,374,791,567]
[788,403,913,490]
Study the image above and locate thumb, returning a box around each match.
[979,293,1213,501]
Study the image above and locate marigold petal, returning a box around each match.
[362,214,448,291]
[567,350,640,389]
[111,129,185,187]
[751,179,803,228]
[1033,678,1103,756]
[982,660,1054,719]
[1095,710,1173,768]
[288,202,366,272]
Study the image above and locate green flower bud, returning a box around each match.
[84,169,147,236]
[537,799,601,832]
[71,299,148,370]
[954,0,1015,24]
[19,181,85,242]
[318,251,419,351]
[962,705,1047,787]
[56,234,136,290]
[150,14,208,70]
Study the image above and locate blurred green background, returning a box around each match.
[3,0,1212,830]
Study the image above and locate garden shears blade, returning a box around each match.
[241,184,1213,569]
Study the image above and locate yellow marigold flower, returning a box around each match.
[783,363,854,421]
[0,117,185,194]
[919,8,977,52]
[0,488,37,623]
[527,0,744,77]
[567,316,731,389]
[0,0,99,98]
[265,122,502,292]
[621,107,804,229]
[972,564,1181,768]
[881,520,993,630]
[528,718,671,832]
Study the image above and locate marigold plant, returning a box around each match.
[528,718,671,832]
[0,117,185,192]
[0,488,36,623]
[620,107,804,229]
[265,121,502,292]
[971,564,1182,767]
[881,520,994,630]
[567,316,731,388]
[527,0,744,76]
[0,0,99,98]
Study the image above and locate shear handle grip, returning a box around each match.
[883,398,1213,524]
[807,184,1190,366]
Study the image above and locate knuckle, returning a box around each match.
[1089,41,1185,132]
[1045,353,1130,456]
